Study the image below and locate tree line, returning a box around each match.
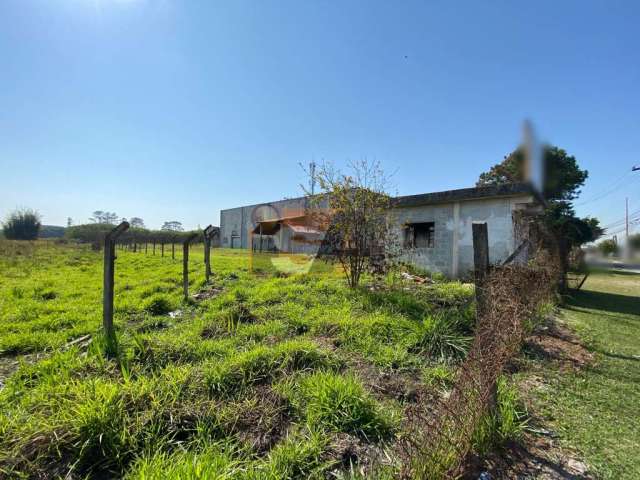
[1,208,197,245]
[65,223,203,248]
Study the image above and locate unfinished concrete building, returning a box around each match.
[219,183,539,278]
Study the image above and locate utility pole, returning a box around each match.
[625,197,629,260]
[624,197,631,260]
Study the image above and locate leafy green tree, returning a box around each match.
[542,202,603,247]
[598,239,619,256]
[478,146,588,201]
[630,233,640,252]
[2,208,42,240]
[478,144,602,289]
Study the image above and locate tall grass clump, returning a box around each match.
[2,208,41,240]
[204,340,338,395]
[125,444,239,479]
[409,314,471,361]
[285,371,397,440]
[247,429,330,479]
[142,294,175,316]
[471,377,528,455]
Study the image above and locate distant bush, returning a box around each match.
[2,208,42,240]
[597,239,619,256]
[39,225,66,238]
[65,223,113,246]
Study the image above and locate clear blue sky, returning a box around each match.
[1,0,639,234]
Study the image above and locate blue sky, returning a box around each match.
[1,1,639,235]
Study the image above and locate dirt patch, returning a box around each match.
[325,432,396,477]
[226,385,291,454]
[0,356,23,390]
[0,345,81,391]
[466,432,593,479]
[521,321,594,372]
[366,369,425,404]
[201,322,229,339]
[192,286,224,301]
[312,335,339,352]
[339,351,431,405]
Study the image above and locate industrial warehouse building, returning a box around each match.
[219,183,539,278]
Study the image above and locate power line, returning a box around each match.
[603,216,640,234]
[604,218,640,232]
[602,208,640,229]
[575,171,636,206]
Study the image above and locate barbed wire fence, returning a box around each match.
[100,223,219,352]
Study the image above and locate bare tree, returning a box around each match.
[306,159,395,288]
[90,211,119,224]
[104,212,119,224]
[90,211,105,223]
[130,217,145,229]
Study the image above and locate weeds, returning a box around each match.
[471,377,528,455]
[409,314,472,361]
[282,371,398,440]
[204,340,339,395]
[142,294,175,316]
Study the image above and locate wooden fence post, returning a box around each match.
[472,222,489,318]
[153,240,156,255]
[183,233,198,300]
[472,221,498,410]
[103,221,129,354]
[204,225,215,282]
[172,243,175,260]
[161,242,164,257]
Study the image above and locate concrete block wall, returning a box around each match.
[391,203,455,275]
[456,197,517,275]
[392,193,534,278]
[221,192,534,279]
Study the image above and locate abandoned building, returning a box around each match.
[219,183,540,278]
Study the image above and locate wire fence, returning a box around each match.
[402,230,560,479]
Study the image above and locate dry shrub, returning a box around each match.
[404,258,558,479]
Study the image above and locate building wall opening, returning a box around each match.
[405,222,435,248]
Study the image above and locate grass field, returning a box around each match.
[0,240,484,479]
[527,271,640,479]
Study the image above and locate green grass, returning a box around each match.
[281,371,398,440]
[0,240,476,478]
[527,271,640,479]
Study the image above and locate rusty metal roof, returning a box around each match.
[252,215,324,236]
